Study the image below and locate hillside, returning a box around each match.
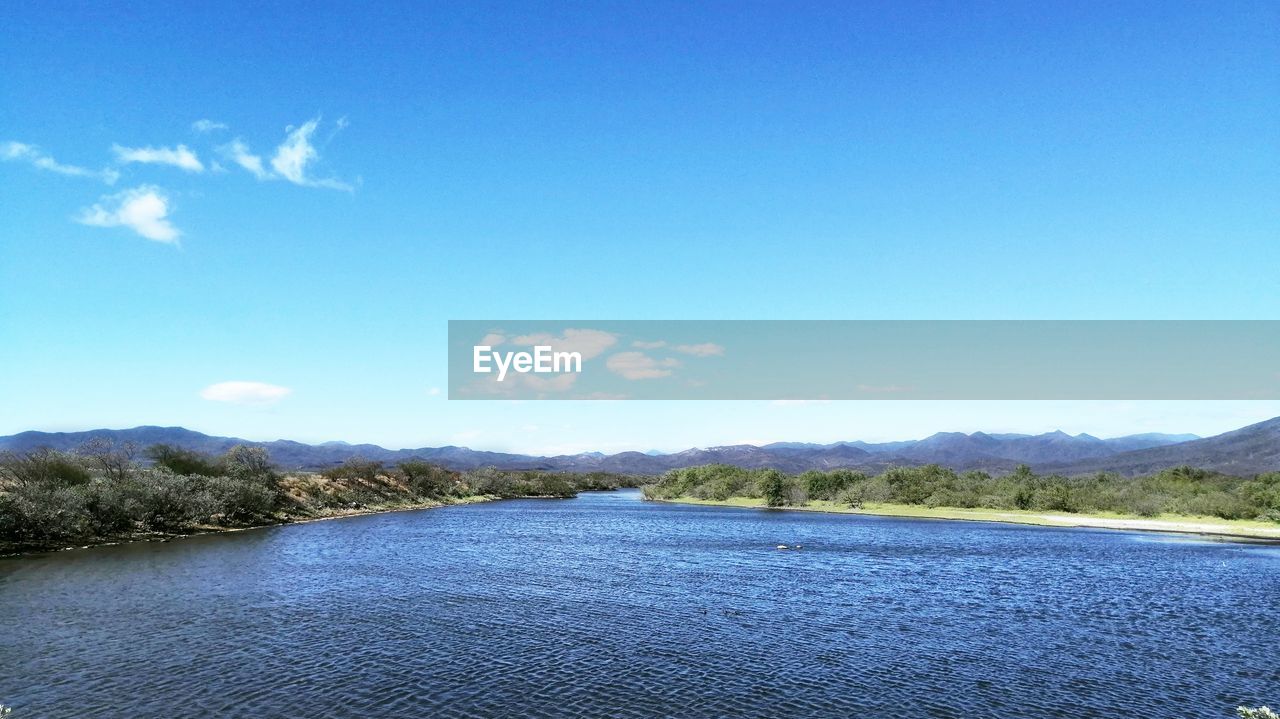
[0,418,1274,476]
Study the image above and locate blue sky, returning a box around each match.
[2,2,1277,452]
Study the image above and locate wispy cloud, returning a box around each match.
[672,342,725,357]
[199,381,292,406]
[1,141,119,184]
[632,340,667,349]
[509,329,618,360]
[76,185,180,243]
[270,118,352,190]
[220,139,270,180]
[191,119,228,134]
[112,144,204,173]
[606,351,679,380]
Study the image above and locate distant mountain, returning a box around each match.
[1,420,1274,477]
[1047,417,1280,477]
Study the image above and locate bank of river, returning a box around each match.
[3,489,1276,718]
[0,494,500,557]
[657,495,1280,541]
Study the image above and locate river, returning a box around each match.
[2,489,1277,718]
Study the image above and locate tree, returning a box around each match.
[147,444,224,477]
[79,437,137,482]
[222,446,274,481]
[0,448,91,488]
[757,469,786,507]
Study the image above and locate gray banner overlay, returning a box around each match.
[448,320,1280,400]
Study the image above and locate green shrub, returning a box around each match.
[757,469,786,507]
[147,444,225,477]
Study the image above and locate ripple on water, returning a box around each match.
[1,490,1277,718]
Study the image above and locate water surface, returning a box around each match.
[2,490,1277,718]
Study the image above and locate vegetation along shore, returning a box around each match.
[0,441,639,555]
[641,464,1280,541]
[5,440,1280,555]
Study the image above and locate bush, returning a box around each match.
[757,469,786,507]
[0,483,90,542]
[399,460,456,497]
[147,444,225,477]
[836,486,863,508]
[323,457,384,482]
[0,448,92,489]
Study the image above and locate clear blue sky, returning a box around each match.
[2,1,1277,452]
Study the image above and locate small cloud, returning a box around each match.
[606,351,679,380]
[220,139,269,180]
[632,340,667,349]
[479,332,506,347]
[672,342,725,357]
[271,118,352,191]
[199,381,292,406]
[76,185,180,243]
[191,119,229,134]
[509,329,618,360]
[427,387,442,396]
[112,144,204,172]
[2,140,118,184]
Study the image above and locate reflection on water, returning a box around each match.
[2,490,1277,718]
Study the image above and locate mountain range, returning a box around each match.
[1,417,1277,477]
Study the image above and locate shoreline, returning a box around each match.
[0,494,502,558]
[653,496,1280,543]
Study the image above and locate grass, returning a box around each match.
[658,496,1280,540]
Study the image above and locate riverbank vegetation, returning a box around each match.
[642,464,1280,524]
[0,442,640,554]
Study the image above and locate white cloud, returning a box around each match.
[606,351,679,380]
[672,342,725,357]
[76,185,180,243]
[632,340,667,349]
[199,381,292,406]
[191,119,228,134]
[271,118,352,190]
[220,139,269,180]
[1,141,119,184]
[427,387,442,396]
[509,328,618,360]
[479,332,506,347]
[112,144,204,172]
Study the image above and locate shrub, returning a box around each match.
[836,486,863,508]
[147,444,225,477]
[757,469,786,507]
[399,460,456,497]
[322,457,384,482]
[0,448,92,489]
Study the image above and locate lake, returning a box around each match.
[2,489,1277,718]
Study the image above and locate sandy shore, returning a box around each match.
[657,497,1280,542]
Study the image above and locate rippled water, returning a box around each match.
[2,490,1277,718]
